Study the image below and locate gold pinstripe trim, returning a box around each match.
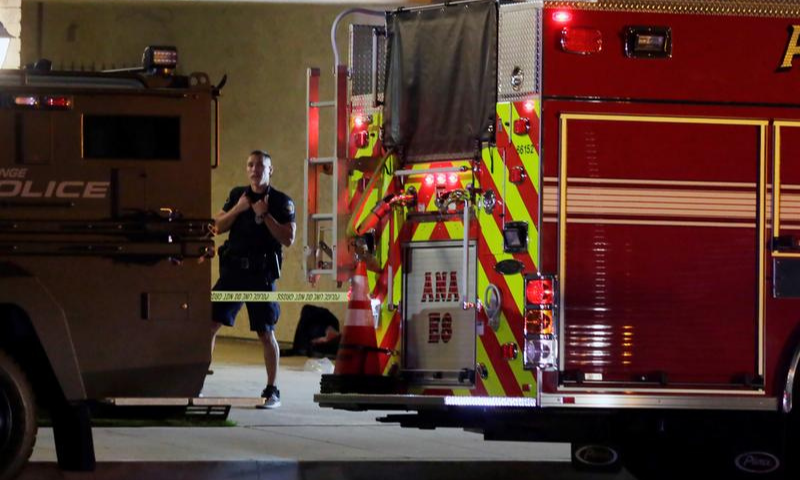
[544,217,755,229]
[773,121,800,239]
[547,0,800,18]
[759,126,767,378]
[560,113,769,127]
[774,252,800,258]
[559,113,768,379]
[545,176,757,188]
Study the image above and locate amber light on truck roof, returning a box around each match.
[142,46,178,74]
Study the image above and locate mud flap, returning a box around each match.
[52,402,95,472]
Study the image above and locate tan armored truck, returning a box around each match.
[0,47,221,480]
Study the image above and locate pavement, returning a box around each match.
[20,338,635,480]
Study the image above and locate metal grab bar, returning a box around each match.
[434,189,473,309]
[462,197,471,310]
[331,8,386,71]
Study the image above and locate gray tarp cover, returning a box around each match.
[383,1,497,162]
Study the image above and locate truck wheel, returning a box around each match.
[0,351,37,480]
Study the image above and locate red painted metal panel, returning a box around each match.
[562,120,760,385]
[565,119,759,183]
[564,223,757,384]
[543,8,800,106]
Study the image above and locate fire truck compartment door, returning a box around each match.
[558,113,765,388]
[403,242,477,386]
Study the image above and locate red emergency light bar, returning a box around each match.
[11,95,73,110]
[425,173,460,187]
[43,96,73,109]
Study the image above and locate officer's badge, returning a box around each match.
[286,200,295,215]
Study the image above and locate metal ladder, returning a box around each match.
[303,66,349,284]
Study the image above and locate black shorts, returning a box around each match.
[212,268,281,332]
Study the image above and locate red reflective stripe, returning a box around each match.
[496,121,540,229]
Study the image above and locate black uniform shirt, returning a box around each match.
[220,185,295,261]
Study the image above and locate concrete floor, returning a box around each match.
[21,338,635,479]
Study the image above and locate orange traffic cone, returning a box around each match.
[334,261,381,375]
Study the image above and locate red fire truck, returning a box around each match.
[307,1,800,477]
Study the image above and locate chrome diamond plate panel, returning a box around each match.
[499,2,542,101]
[349,24,386,110]
[350,25,374,98]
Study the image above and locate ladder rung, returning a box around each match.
[310,269,334,275]
[309,157,335,165]
[310,100,335,108]
[311,213,334,221]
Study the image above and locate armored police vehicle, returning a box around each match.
[0,47,219,480]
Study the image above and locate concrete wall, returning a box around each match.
[1,0,21,68]
[21,1,360,342]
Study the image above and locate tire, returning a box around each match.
[0,350,37,480]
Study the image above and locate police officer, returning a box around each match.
[212,150,295,409]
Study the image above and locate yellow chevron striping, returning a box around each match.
[476,335,505,396]
[496,100,542,192]
[477,263,535,398]
[480,146,540,264]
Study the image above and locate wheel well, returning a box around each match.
[0,304,66,408]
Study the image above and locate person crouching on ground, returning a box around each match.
[211,150,296,409]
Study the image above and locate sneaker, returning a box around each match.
[257,385,281,409]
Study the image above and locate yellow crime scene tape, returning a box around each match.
[211,291,348,302]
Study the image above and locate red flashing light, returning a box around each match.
[436,173,447,186]
[509,166,527,184]
[526,278,554,306]
[553,11,572,24]
[448,173,459,185]
[561,27,603,55]
[424,174,435,187]
[43,96,73,109]
[513,118,530,135]
[354,115,365,129]
[523,100,535,113]
[501,343,518,360]
[353,130,369,148]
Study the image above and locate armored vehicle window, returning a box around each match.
[83,115,180,160]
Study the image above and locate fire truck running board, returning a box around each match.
[314,393,538,410]
[104,397,265,408]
